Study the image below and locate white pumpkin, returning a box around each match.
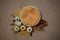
[27,27,32,32]
[14,26,20,32]
[20,25,26,31]
[15,16,20,21]
[15,21,21,26]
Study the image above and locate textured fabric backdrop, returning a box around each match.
[0,0,60,40]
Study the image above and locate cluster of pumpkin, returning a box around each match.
[11,16,33,33]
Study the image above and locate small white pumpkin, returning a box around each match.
[20,25,26,31]
[15,21,21,26]
[15,16,20,21]
[14,26,20,32]
[27,27,32,32]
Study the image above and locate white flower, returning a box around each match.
[15,16,20,21]
[20,25,26,31]
[27,27,32,32]
[15,21,21,26]
[14,26,20,32]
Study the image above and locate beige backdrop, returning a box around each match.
[0,0,60,40]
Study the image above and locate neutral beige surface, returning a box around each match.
[0,0,60,40]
